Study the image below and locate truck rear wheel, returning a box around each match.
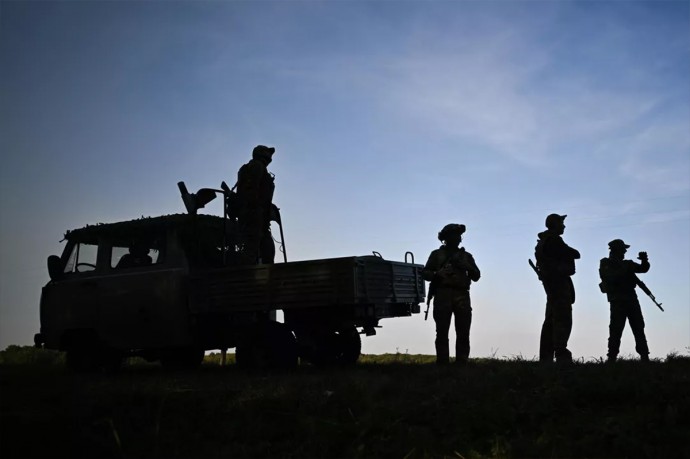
[160,348,205,370]
[300,326,361,367]
[236,321,298,369]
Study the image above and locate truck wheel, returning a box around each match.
[64,331,120,372]
[160,348,205,370]
[337,326,362,366]
[301,326,361,367]
[236,321,298,369]
[66,346,100,372]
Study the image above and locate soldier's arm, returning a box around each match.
[465,252,481,282]
[422,251,441,281]
[629,259,650,274]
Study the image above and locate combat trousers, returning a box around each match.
[607,298,649,359]
[433,288,472,364]
[238,209,275,265]
[539,278,574,362]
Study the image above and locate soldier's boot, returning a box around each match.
[454,357,468,366]
[436,356,449,365]
[639,354,650,362]
[555,348,572,364]
[606,355,617,364]
[435,338,449,365]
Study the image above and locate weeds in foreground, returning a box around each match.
[1,345,689,458]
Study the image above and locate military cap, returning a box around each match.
[545,213,567,229]
[252,145,275,160]
[608,239,630,250]
[438,223,466,242]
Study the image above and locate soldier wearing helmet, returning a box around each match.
[422,223,481,365]
[235,145,277,264]
[534,213,580,364]
[599,239,651,362]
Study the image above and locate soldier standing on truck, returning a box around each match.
[422,223,481,365]
[236,145,276,264]
[599,239,651,363]
[535,213,580,364]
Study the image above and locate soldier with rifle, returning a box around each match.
[422,224,481,365]
[599,239,659,362]
[533,213,580,364]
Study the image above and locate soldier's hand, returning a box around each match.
[436,264,453,278]
[638,251,648,261]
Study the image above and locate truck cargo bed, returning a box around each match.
[189,256,425,316]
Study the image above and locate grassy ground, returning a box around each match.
[1,347,689,458]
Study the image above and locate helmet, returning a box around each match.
[438,223,466,242]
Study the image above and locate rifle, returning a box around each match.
[425,279,436,320]
[528,259,541,281]
[634,275,664,311]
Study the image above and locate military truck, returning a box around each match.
[34,182,425,371]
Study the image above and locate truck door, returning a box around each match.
[96,236,190,350]
[40,240,101,348]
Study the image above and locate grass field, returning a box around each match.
[1,346,689,458]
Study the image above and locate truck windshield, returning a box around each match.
[64,242,98,273]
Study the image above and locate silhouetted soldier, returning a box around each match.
[599,239,651,362]
[535,214,580,364]
[236,145,276,264]
[422,224,481,365]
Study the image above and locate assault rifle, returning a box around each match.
[425,279,436,320]
[635,275,664,312]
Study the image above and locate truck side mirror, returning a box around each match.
[47,255,63,281]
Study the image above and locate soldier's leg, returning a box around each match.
[627,300,649,359]
[552,299,573,362]
[259,227,275,264]
[539,300,554,362]
[239,211,262,264]
[453,293,472,363]
[607,303,626,361]
[433,293,453,365]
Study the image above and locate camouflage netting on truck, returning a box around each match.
[63,214,226,245]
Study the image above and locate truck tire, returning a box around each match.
[160,348,205,370]
[300,326,361,367]
[337,326,362,366]
[66,346,100,372]
[236,321,298,369]
[64,331,122,373]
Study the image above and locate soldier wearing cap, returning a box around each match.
[422,223,481,365]
[599,239,651,362]
[535,213,580,363]
[236,145,277,264]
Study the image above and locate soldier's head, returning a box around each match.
[545,213,566,234]
[438,223,466,246]
[252,145,275,165]
[608,239,630,256]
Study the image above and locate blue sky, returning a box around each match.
[1,1,688,359]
